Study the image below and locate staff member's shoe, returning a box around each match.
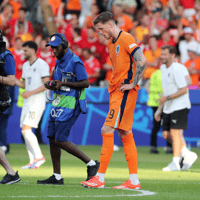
[37,175,64,185]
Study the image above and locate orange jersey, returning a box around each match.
[107,31,140,94]
[184,57,200,86]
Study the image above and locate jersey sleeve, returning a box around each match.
[174,66,187,88]
[41,60,50,78]
[122,33,140,57]
[4,54,15,75]
[75,61,88,81]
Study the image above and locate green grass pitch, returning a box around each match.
[0,145,199,200]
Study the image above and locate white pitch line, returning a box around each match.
[0,190,156,198]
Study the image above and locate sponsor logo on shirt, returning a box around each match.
[129,43,137,49]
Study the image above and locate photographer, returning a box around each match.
[0,29,21,184]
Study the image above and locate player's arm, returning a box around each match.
[0,75,15,86]
[15,78,25,89]
[119,48,146,92]
[22,77,49,99]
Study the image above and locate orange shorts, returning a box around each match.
[104,86,139,132]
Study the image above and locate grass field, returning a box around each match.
[0,144,199,200]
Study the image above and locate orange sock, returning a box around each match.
[121,132,138,174]
[98,133,114,173]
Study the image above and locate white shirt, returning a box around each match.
[22,58,49,93]
[179,40,200,63]
[160,62,191,114]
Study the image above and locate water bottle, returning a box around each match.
[197,140,200,149]
[187,142,191,150]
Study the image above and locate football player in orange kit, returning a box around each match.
[81,11,146,189]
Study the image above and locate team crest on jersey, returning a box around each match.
[116,45,120,56]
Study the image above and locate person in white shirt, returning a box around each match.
[15,41,50,169]
[179,27,200,64]
[155,45,198,171]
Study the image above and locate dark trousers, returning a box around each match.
[150,107,172,148]
[0,114,9,146]
[150,107,161,147]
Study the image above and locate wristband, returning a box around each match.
[167,95,171,100]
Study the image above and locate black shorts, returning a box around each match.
[162,108,190,131]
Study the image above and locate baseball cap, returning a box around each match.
[46,34,67,47]
[183,27,193,34]
[152,7,162,13]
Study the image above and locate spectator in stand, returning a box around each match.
[48,0,61,16]
[37,37,56,79]
[11,36,25,80]
[184,44,200,87]
[96,33,109,65]
[150,7,168,36]
[112,0,136,19]
[10,7,34,39]
[134,14,149,44]
[72,27,87,58]
[157,29,178,48]
[179,27,200,64]
[190,19,200,42]
[111,1,134,34]
[57,0,81,20]
[180,0,196,19]
[0,3,13,38]
[86,27,99,54]
[142,35,161,89]
[17,22,33,42]
[82,3,100,29]
[57,13,87,47]
[82,48,101,86]
[9,0,23,20]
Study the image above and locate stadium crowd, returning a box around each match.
[0,0,199,87]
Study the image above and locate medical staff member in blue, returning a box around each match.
[37,33,99,185]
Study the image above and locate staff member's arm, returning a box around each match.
[0,54,16,86]
[0,75,15,86]
[44,62,89,90]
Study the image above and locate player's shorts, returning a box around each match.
[104,87,139,132]
[47,104,81,141]
[162,108,190,131]
[20,94,46,128]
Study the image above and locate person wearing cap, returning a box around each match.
[150,7,168,35]
[37,33,99,185]
[184,44,200,86]
[179,27,200,63]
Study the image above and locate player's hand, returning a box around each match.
[44,81,57,90]
[154,109,161,122]
[22,91,33,99]
[119,82,135,92]
[158,95,167,104]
